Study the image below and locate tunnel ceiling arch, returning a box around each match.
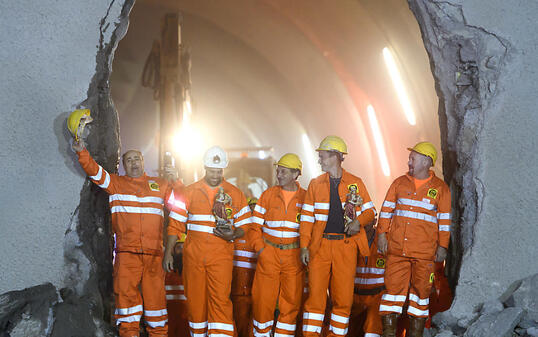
[110,0,439,205]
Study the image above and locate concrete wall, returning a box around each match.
[0,0,132,335]
[409,0,538,323]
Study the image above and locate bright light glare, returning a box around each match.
[302,133,321,179]
[383,47,416,126]
[258,150,266,160]
[367,105,391,177]
[173,123,204,163]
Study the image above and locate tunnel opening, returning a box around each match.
[72,0,493,334]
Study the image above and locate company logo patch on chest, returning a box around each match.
[376,258,386,268]
[427,188,438,199]
[296,212,301,223]
[149,180,160,191]
[225,207,233,219]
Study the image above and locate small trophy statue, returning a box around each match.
[343,184,363,231]
[213,187,233,231]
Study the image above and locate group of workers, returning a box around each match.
[67,109,452,337]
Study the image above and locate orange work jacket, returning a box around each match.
[300,169,376,257]
[78,148,175,255]
[231,237,257,296]
[377,171,451,260]
[249,183,306,252]
[355,237,386,293]
[167,179,251,245]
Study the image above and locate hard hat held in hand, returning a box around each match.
[276,153,302,173]
[203,146,228,169]
[67,109,93,141]
[407,141,438,166]
[316,135,348,154]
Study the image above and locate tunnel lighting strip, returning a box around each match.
[302,133,321,179]
[383,47,416,126]
[367,105,391,177]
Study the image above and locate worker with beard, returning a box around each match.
[249,153,306,337]
[163,146,251,337]
[377,142,452,337]
[300,136,376,337]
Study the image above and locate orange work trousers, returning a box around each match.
[232,295,254,337]
[183,238,235,337]
[113,252,168,337]
[347,293,382,337]
[302,237,357,337]
[380,255,434,319]
[251,245,304,336]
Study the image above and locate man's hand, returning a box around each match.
[435,246,448,262]
[214,226,236,241]
[72,138,85,152]
[300,247,310,266]
[377,232,388,255]
[345,218,361,236]
[163,251,174,273]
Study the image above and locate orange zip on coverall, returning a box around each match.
[300,170,375,337]
[348,238,385,337]
[232,236,257,337]
[377,172,451,318]
[167,179,251,337]
[77,148,173,337]
[249,182,306,337]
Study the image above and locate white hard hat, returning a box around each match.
[203,146,228,169]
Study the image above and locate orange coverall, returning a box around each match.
[78,148,171,336]
[348,238,385,337]
[167,179,251,337]
[378,172,451,318]
[300,170,375,337]
[232,237,257,337]
[249,183,306,337]
[165,272,189,337]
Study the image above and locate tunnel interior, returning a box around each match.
[110,0,441,208]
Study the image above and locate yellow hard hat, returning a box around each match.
[316,135,348,154]
[276,153,302,173]
[408,141,438,166]
[177,233,187,243]
[67,109,92,140]
[247,197,258,206]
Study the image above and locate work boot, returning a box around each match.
[408,316,427,337]
[381,313,398,337]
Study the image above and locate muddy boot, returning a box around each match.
[409,316,427,337]
[381,313,398,337]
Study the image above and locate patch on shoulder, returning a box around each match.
[427,188,438,199]
[148,180,160,191]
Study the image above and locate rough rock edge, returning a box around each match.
[406,0,510,293]
[52,0,136,336]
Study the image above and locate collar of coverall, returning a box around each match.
[279,180,301,193]
[194,177,233,192]
[405,169,435,182]
[125,172,148,180]
[320,168,352,184]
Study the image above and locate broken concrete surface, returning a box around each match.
[463,307,523,337]
[408,0,538,321]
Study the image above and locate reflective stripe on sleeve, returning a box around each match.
[110,206,163,216]
[439,225,450,231]
[437,212,451,220]
[301,215,315,223]
[235,206,252,219]
[169,211,187,222]
[98,171,111,189]
[314,202,330,210]
[254,205,267,214]
[382,200,396,209]
[314,214,328,221]
[302,204,314,212]
[379,212,393,219]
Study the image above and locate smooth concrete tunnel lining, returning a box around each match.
[1,0,537,336]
